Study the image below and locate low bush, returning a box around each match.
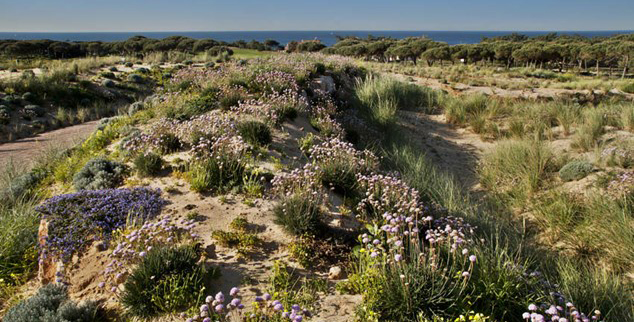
[127,101,144,115]
[559,160,593,182]
[99,71,115,79]
[108,66,118,72]
[127,74,144,84]
[237,120,272,146]
[3,284,102,322]
[36,188,167,260]
[121,245,214,318]
[273,194,325,236]
[124,62,134,68]
[72,157,128,191]
[23,105,45,117]
[101,79,115,87]
[133,152,164,177]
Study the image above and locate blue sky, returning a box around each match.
[0,0,633,32]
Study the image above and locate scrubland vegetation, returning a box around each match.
[0,32,633,322]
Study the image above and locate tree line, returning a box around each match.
[0,35,284,59]
[322,33,634,77]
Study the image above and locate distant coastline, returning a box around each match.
[1,30,632,46]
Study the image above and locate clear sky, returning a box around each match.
[1,0,633,32]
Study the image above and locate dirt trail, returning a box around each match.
[0,120,99,169]
[398,111,493,191]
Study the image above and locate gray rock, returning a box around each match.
[328,266,344,280]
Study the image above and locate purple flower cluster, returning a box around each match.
[271,164,323,199]
[355,173,423,222]
[184,287,244,322]
[309,137,378,174]
[251,293,310,322]
[36,188,167,262]
[190,134,249,161]
[522,303,602,322]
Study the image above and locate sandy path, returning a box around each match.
[0,120,99,169]
[398,111,493,191]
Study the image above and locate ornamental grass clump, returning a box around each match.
[133,152,164,177]
[237,120,272,147]
[121,245,215,318]
[187,135,249,193]
[3,284,101,322]
[36,188,167,261]
[272,165,326,236]
[72,157,128,191]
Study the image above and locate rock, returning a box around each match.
[37,219,56,285]
[312,75,336,94]
[609,88,624,95]
[184,204,197,210]
[328,266,344,280]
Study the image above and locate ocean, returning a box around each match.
[0,31,631,46]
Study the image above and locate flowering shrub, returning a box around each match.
[36,188,167,261]
[355,173,425,222]
[102,215,200,292]
[309,137,378,196]
[188,135,249,193]
[72,157,128,191]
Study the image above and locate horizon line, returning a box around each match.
[1,29,633,33]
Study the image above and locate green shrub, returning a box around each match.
[72,157,128,191]
[124,62,134,68]
[273,194,325,236]
[121,245,213,318]
[133,153,164,177]
[559,160,593,182]
[23,105,45,117]
[127,74,144,84]
[21,92,35,102]
[4,284,101,322]
[108,66,118,72]
[127,101,145,116]
[0,107,10,125]
[101,79,115,87]
[99,71,115,79]
[237,120,272,146]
